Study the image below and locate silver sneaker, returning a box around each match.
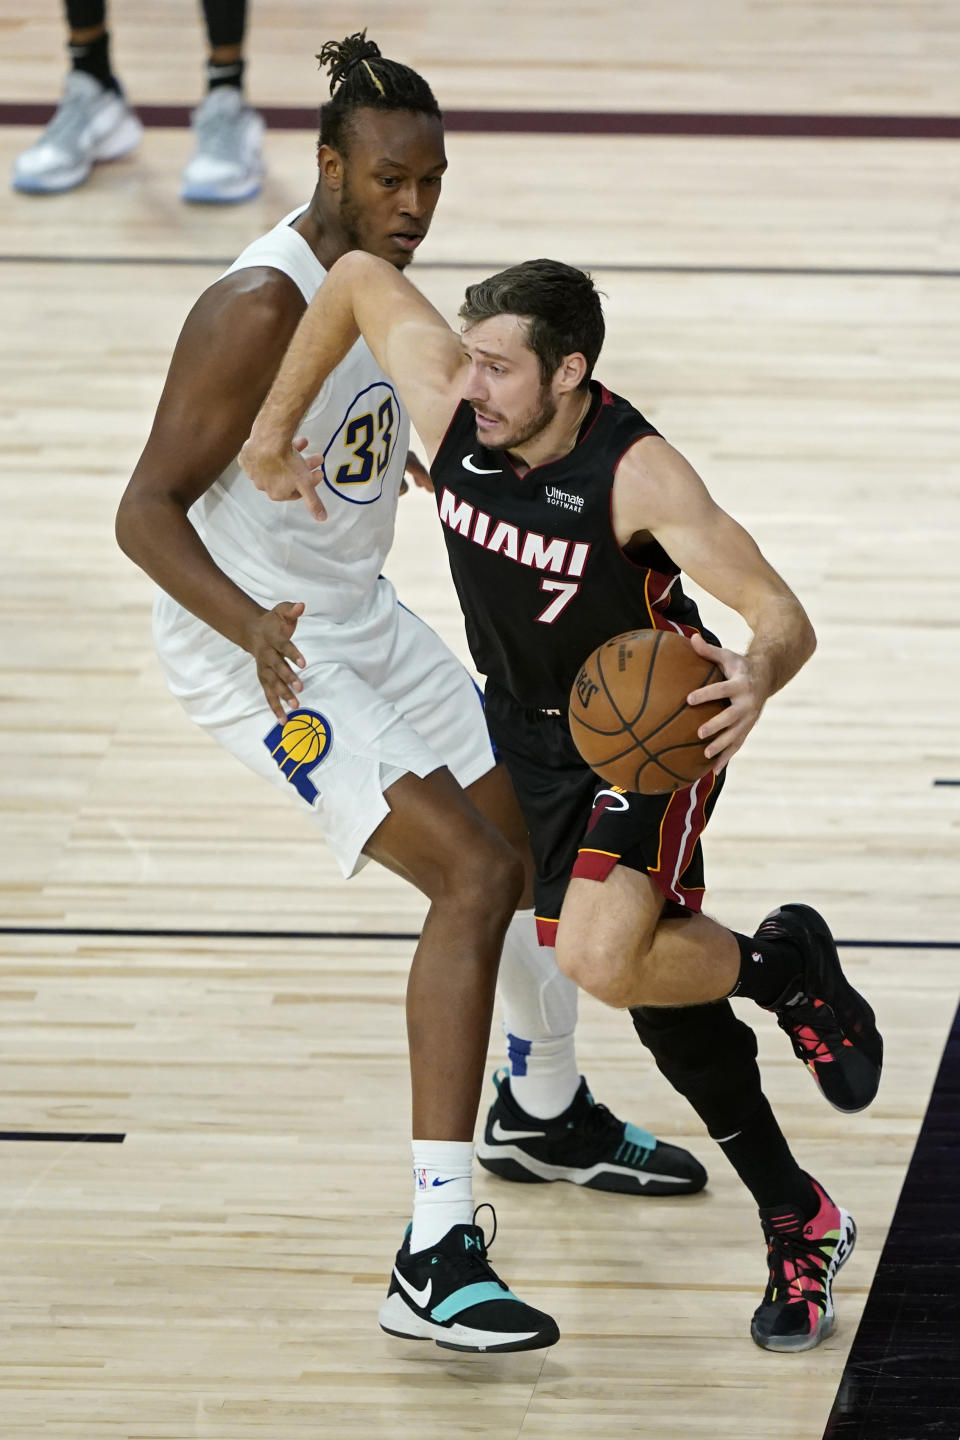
[12,70,142,194]
[180,86,265,204]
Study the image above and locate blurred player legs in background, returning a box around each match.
[12,0,264,201]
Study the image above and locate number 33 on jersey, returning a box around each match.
[324,380,400,505]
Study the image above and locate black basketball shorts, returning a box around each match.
[484,681,725,946]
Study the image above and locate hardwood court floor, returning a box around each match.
[1,3,959,1437]
[0,928,949,1439]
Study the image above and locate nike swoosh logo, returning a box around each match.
[393,1267,432,1309]
[491,1118,547,1142]
[431,1176,458,1187]
[461,453,501,475]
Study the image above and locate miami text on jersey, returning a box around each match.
[438,488,591,578]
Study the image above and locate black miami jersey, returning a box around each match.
[430,382,714,709]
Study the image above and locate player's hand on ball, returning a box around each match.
[686,632,763,772]
[246,601,307,721]
[240,432,328,522]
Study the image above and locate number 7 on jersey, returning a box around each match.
[536,579,579,624]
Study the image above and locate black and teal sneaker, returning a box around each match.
[476,1070,707,1195]
[378,1210,559,1353]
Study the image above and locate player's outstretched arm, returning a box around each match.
[242,251,463,517]
[612,436,816,772]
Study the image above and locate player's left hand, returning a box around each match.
[685,632,765,773]
[240,433,327,521]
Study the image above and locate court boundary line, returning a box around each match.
[2,102,960,139]
[1,925,958,949]
[0,1131,125,1143]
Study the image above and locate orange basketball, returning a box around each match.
[568,629,726,794]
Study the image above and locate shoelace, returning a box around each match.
[762,1230,830,1312]
[576,1097,623,1144]
[777,1000,846,1063]
[754,915,789,945]
[472,1202,497,1247]
[439,1208,504,1289]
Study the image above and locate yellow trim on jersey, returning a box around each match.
[576,847,620,858]
[642,570,656,629]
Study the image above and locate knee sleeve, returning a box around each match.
[498,909,579,1040]
[630,1000,763,1139]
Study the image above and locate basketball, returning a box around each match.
[280,712,328,765]
[568,629,727,794]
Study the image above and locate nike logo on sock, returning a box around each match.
[491,1118,547,1141]
[393,1268,432,1309]
[431,1176,458,1187]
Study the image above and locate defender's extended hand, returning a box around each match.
[686,631,765,773]
[245,601,307,721]
[240,434,327,522]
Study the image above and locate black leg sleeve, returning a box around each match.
[630,1000,765,1139]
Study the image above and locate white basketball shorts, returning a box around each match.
[153,577,496,877]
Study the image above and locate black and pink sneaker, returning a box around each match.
[758,903,883,1113]
[751,1175,857,1352]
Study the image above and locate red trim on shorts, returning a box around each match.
[571,847,621,882]
[535,915,559,946]
[645,773,714,910]
[670,879,707,910]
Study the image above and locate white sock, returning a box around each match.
[498,909,581,1119]
[410,1139,474,1252]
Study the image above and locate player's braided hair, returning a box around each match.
[459,260,606,389]
[316,30,441,154]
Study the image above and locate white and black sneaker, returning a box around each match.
[379,1209,559,1353]
[477,1069,707,1195]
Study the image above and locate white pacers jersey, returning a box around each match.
[188,205,409,622]
[151,208,497,875]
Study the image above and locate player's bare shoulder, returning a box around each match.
[610,433,697,544]
[181,265,307,362]
[131,266,313,509]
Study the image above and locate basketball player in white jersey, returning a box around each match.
[116,32,704,1353]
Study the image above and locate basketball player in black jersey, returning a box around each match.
[242,252,884,1354]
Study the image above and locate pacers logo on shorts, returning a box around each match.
[263,707,332,805]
